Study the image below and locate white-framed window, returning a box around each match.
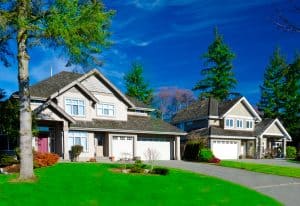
[246,120,253,129]
[68,131,88,152]
[236,119,243,128]
[97,103,115,117]
[65,98,85,116]
[225,118,234,128]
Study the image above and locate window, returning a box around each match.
[236,119,243,128]
[68,131,88,152]
[246,120,253,129]
[225,118,234,128]
[97,103,115,117]
[65,99,85,116]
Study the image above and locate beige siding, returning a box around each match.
[208,119,220,126]
[265,123,284,136]
[81,75,112,94]
[226,102,254,118]
[37,107,62,121]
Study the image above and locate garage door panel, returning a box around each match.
[212,140,238,160]
[137,137,171,160]
[112,136,133,160]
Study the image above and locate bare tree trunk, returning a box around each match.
[17,0,35,180]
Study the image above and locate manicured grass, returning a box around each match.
[0,163,281,206]
[219,160,300,178]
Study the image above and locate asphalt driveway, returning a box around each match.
[155,160,300,206]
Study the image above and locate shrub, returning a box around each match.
[208,156,221,164]
[34,152,59,168]
[198,148,214,162]
[151,167,169,175]
[183,140,206,161]
[0,155,19,167]
[70,145,83,161]
[286,146,297,159]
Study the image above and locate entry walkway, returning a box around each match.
[155,160,300,206]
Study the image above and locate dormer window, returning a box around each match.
[97,103,115,117]
[236,119,243,128]
[246,120,253,129]
[225,118,234,128]
[65,98,85,116]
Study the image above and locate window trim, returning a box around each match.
[68,131,88,153]
[65,98,86,117]
[96,102,116,117]
[236,119,243,128]
[225,118,234,128]
[246,120,254,129]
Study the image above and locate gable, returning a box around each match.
[81,75,112,94]
[264,122,284,136]
[226,101,254,118]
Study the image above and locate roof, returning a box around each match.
[171,97,242,124]
[254,118,274,136]
[70,115,186,135]
[187,126,255,138]
[30,71,83,98]
[126,95,153,109]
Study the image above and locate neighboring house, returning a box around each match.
[171,97,292,160]
[12,69,185,161]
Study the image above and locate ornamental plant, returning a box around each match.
[198,148,214,162]
[70,145,83,162]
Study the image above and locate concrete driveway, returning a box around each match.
[155,160,300,206]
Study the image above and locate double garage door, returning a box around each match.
[111,136,171,160]
[211,140,239,159]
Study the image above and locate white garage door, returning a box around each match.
[137,137,171,160]
[212,140,238,159]
[112,136,133,160]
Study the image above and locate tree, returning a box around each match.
[258,48,287,119]
[193,28,237,101]
[124,62,153,105]
[0,0,114,180]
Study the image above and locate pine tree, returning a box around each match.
[124,62,153,105]
[0,0,113,180]
[258,48,287,119]
[193,28,237,101]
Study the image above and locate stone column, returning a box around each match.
[282,138,287,158]
[63,121,69,160]
[175,136,181,160]
[133,135,137,159]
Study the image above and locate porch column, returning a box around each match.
[133,135,137,158]
[62,121,69,160]
[108,134,112,157]
[255,137,259,159]
[175,136,181,160]
[282,138,287,158]
[258,136,263,159]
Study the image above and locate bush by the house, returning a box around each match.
[198,148,214,162]
[34,152,59,168]
[151,167,169,175]
[286,146,297,159]
[129,160,148,173]
[183,140,206,161]
[208,156,221,164]
[70,145,83,161]
[0,155,19,167]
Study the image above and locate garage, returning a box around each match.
[211,140,239,159]
[136,137,172,160]
[111,135,133,160]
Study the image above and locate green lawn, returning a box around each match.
[0,163,281,206]
[219,161,300,178]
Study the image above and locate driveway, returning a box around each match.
[155,160,300,206]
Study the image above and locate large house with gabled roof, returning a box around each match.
[13,69,186,161]
[171,97,292,159]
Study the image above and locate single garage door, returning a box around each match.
[211,140,238,159]
[112,136,133,160]
[137,137,171,160]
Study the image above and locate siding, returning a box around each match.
[81,75,112,94]
[264,123,284,136]
[226,101,254,118]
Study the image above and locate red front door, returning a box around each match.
[38,136,48,153]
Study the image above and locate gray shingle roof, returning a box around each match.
[71,115,185,134]
[30,71,83,98]
[125,95,153,109]
[254,118,275,136]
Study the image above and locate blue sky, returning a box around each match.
[0,0,299,105]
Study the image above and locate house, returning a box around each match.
[13,69,186,161]
[171,97,292,160]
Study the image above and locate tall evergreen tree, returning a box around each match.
[193,28,237,101]
[0,0,113,180]
[124,62,153,105]
[258,48,287,119]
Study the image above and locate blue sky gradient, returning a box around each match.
[0,0,299,104]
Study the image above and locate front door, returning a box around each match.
[38,135,48,153]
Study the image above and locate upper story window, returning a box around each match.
[65,99,85,116]
[246,120,253,129]
[97,103,115,117]
[225,118,234,128]
[236,119,243,128]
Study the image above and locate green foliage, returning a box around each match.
[70,145,83,161]
[286,146,297,159]
[0,155,19,167]
[193,28,238,101]
[198,148,214,162]
[183,140,206,161]
[151,167,169,175]
[124,62,153,105]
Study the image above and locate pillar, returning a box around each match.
[63,121,69,160]
[133,135,137,158]
[175,136,181,160]
[282,138,287,158]
[258,136,263,159]
[108,134,112,157]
